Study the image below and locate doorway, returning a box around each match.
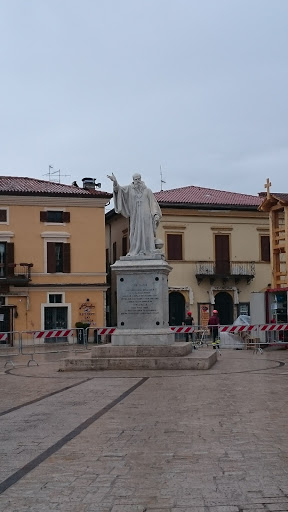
[169,292,185,326]
[214,292,233,325]
[0,306,13,344]
[44,306,68,342]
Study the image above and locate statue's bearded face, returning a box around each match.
[132,174,143,190]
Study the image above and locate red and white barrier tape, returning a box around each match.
[0,333,8,341]
[170,327,195,333]
[96,328,116,335]
[33,329,74,339]
[220,324,288,333]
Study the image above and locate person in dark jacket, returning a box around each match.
[183,311,194,342]
[208,309,220,347]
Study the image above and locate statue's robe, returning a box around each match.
[113,184,162,256]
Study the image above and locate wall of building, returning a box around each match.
[106,206,271,326]
[1,196,108,339]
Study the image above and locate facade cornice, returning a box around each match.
[163,225,187,230]
[161,208,269,219]
[211,226,233,231]
[0,195,108,208]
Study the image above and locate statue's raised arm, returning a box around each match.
[107,173,118,188]
[108,173,162,257]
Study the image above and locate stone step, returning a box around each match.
[60,350,217,371]
[91,342,192,358]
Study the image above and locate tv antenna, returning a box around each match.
[43,165,70,183]
[160,165,166,191]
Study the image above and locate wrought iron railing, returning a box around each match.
[0,263,33,282]
[196,261,255,277]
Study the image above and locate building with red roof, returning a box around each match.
[0,175,111,343]
[106,183,271,327]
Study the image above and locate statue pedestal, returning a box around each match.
[111,254,175,345]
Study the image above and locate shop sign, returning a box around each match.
[78,302,96,324]
[200,304,210,327]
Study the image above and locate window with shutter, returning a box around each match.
[62,212,70,223]
[46,242,71,273]
[6,243,14,276]
[0,210,7,222]
[0,242,6,277]
[47,242,56,273]
[260,235,270,262]
[41,211,70,223]
[215,234,230,274]
[63,243,71,273]
[167,234,183,260]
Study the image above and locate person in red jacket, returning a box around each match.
[208,309,220,347]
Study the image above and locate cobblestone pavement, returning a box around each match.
[0,348,288,511]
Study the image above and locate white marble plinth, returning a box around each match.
[111,257,172,333]
[111,328,175,346]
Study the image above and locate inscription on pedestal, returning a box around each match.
[122,283,157,315]
[117,274,162,328]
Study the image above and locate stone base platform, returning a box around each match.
[111,328,175,346]
[60,343,217,371]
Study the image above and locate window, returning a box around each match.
[49,294,63,303]
[47,242,70,273]
[260,235,270,262]
[215,234,230,274]
[0,210,7,223]
[40,211,70,223]
[0,242,14,277]
[167,234,183,260]
[122,236,128,256]
[112,242,117,263]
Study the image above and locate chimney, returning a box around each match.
[82,177,97,190]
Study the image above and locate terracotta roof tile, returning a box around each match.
[154,185,262,208]
[0,176,111,199]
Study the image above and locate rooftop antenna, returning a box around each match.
[43,165,70,183]
[160,165,166,191]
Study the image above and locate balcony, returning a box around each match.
[195,261,255,285]
[0,263,34,286]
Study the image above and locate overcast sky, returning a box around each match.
[1,0,287,197]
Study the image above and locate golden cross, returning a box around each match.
[264,178,272,197]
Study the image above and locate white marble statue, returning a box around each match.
[107,172,162,256]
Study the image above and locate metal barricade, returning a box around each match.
[170,325,211,348]
[93,327,116,344]
[219,323,288,352]
[20,328,85,366]
[0,331,21,368]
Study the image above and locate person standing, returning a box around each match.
[208,309,220,348]
[183,311,194,342]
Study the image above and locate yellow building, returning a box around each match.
[0,176,111,343]
[106,184,271,326]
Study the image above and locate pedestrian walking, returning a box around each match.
[183,311,194,342]
[208,309,220,349]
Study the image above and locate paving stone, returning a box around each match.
[0,350,288,511]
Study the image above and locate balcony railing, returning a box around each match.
[195,261,255,284]
[0,263,33,285]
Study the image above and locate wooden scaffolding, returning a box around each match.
[259,179,288,288]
